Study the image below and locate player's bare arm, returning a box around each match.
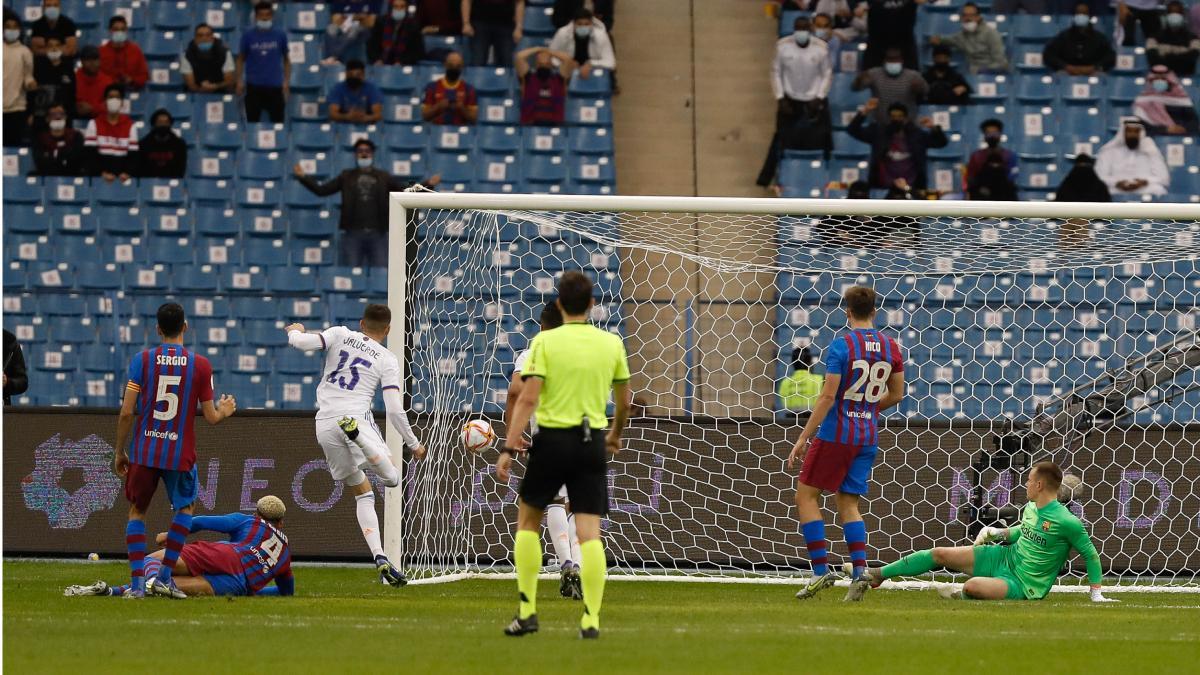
[112,387,139,477]
[497,376,541,482]
[201,395,237,424]
[878,370,905,412]
[787,373,841,470]
[503,370,531,451]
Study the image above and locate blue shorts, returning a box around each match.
[203,573,249,597]
[125,464,198,512]
[799,440,878,495]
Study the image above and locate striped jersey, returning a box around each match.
[125,344,214,470]
[228,516,293,594]
[815,328,904,447]
[83,114,138,157]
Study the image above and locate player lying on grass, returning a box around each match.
[285,303,426,587]
[65,496,294,598]
[857,462,1117,602]
[506,299,583,601]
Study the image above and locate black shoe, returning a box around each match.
[375,555,407,587]
[569,567,583,601]
[504,614,539,637]
[580,627,600,639]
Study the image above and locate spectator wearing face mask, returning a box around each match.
[515,46,575,126]
[1134,65,1199,135]
[422,51,478,124]
[848,99,947,191]
[182,24,236,93]
[863,0,919,70]
[237,1,291,123]
[1095,118,1170,196]
[368,0,424,65]
[922,45,971,105]
[548,9,616,79]
[929,3,1008,74]
[852,47,927,125]
[29,0,77,57]
[4,13,37,148]
[1055,153,1111,202]
[462,0,524,67]
[967,150,1018,201]
[1147,1,1200,76]
[32,34,74,128]
[757,15,833,187]
[99,15,148,91]
[812,13,842,68]
[84,83,137,182]
[1116,0,1162,47]
[328,59,384,124]
[137,108,187,178]
[74,44,112,119]
[965,118,1018,187]
[33,102,85,175]
[293,139,441,267]
[324,13,369,65]
[1043,5,1116,75]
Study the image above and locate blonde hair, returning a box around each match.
[256,495,286,521]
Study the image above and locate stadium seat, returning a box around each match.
[200,121,243,150]
[195,206,240,237]
[222,268,267,293]
[2,146,32,177]
[523,153,568,184]
[194,96,240,127]
[74,263,118,291]
[428,151,475,183]
[284,181,329,209]
[430,125,476,152]
[235,181,282,209]
[275,348,322,375]
[237,151,286,180]
[320,268,371,294]
[524,4,555,36]
[381,96,421,124]
[281,296,325,322]
[385,123,430,153]
[173,265,220,293]
[522,126,568,154]
[570,155,615,184]
[1113,47,1148,74]
[93,179,138,206]
[567,99,612,126]
[476,152,519,183]
[140,179,186,207]
[244,320,283,347]
[267,265,320,293]
[288,95,327,122]
[970,73,1010,103]
[1010,14,1060,44]
[374,64,421,95]
[569,69,613,98]
[478,96,519,124]
[243,238,289,267]
[288,240,336,267]
[49,206,97,236]
[1015,74,1057,104]
[146,62,185,91]
[144,235,195,266]
[4,176,42,204]
[287,4,329,33]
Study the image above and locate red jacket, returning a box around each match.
[75,68,114,118]
[99,41,148,90]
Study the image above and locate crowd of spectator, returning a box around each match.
[763,0,1200,201]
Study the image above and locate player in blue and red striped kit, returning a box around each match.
[112,303,236,599]
[66,495,294,598]
[785,286,906,602]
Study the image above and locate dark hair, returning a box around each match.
[346,59,366,72]
[888,102,908,116]
[556,270,594,315]
[847,180,871,198]
[1073,152,1095,166]
[791,347,813,370]
[255,1,274,14]
[1032,461,1063,491]
[195,22,213,34]
[793,15,810,28]
[932,44,951,57]
[574,8,594,20]
[962,1,979,11]
[884,47,902,58]
[1167,0,1184,9]
[152,108,173,126]
[46,34,62,44]
[157,302,186,338]
[539,299,564,330]
[980,118,1003,133]
[813,12,832,23]
[362,303,391,331]
[353,138,376,152]
[103,83,124,99]
[108,15,127,28]
[844,286,876,320]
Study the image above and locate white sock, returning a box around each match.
[567,513,581,568]
[546,504,572,567]
[355,492,384,558]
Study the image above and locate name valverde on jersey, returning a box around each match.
[125,345,214,471]
[314,325,402,419]
[816,328,905,447]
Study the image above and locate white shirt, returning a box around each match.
[313,326,401,419]
[771,36,832,101]
[1095,133,1171,196]
[548,22,617,70]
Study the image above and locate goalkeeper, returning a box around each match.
[860,462,1117,602]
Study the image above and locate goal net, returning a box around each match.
[385,193,1200,590]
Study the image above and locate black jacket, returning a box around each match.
[922,64,971,105]
[33,128,87,176]
[4,329,28,405]
[138,128,188,178]
[367,15,426,65]
[1055,164,1112,202]
[1042,27,1116,72]
[847,113,948,190]
[296,168,415,232]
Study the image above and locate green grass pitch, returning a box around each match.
[5,560,1199,674]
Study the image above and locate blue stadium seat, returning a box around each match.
[4,203,49,235]
[189,149,237,179]
[320,268,371,293]
[194,206,240,237]
[173,265,220,293]
[1061,76,1102,105]
[75,263,119,291]
[194,96,240,127]
[373,64,421,95]
[221,267,267,293]
[143,29,184,60]
[188,177,235,205]
[144,235,195,265]
[522,126,568,153]
[140,179,186,207]
[567,99,612,126]
[148,1,192,29]
[39,293,87,317]
[469,67,515,96]
[146,63,185,91]
[1113,47,1148,74]
[478,96,519,124]
[1010,14,1060,44]
[429,151,475,183]
[49,206,97,236]
[267,266,320,294]
[79,344,118,374]
[1015,74,1057,104]
[523,153,568,184]
[381,96,421,124]
[4,176,42,204]
[570,155,615,184]
[237,151,286,180]
[234,181,282,208]
[47,316,98,344]
[524,4,556,36]
[288,95,327,122]
[3,146,33,177]
[430,125,476,152]
[200,121,243,150]
[288,240,336,267]
[287,4,329,33]
[124,264,171,292]
[289,64,325,94]
[244,123,288,152]
[283,180,329,209]
[569,126,613,155]
[1060,106,1106,139]
[281,296,325,322]
[138,206,186,236]
[476,152,519,183]
[969,73,1010,103]
[230,297,281,321]
[43,176,88,205]
[243,238,289,267]
[275,349,323,375]
[569,69,613,98]
[93,179,138,206]
[385,123,430,152]
[142,91,192,122]
[243,320,282,347]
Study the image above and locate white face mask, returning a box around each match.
[392,8,407,21]
[47,49,62,60]
[814,28,830,40]
[356,156,373,168]
[256,19,273,30]
[49,118,66,131]
[884,62,903,76]
[105,98,122,114]
[110,30,127,44]
[3,29,20,43]
[962,20,978,33]
[44,6,60,21]
[575,25,591,38]
[1165,13,1185,28]
[793,30,810,45]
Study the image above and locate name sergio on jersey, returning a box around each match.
[343,337,382,361]
[156,354,188,366]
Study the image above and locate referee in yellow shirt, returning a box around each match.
[497,270,631,640]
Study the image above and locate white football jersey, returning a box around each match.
[315,326,401,419]
[511,349,537,433]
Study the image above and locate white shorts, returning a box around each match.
[315,414,391,485]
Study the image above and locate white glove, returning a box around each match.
[1090,586,1119,603]
[973,526,1006,546]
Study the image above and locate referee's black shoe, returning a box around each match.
[580,627,600,639]
[504,614,539,636]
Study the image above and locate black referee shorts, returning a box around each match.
[518,426,609,516]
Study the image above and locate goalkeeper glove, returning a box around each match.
[1090,586,1119,603]
[973,526,1007,546]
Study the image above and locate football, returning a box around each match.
[461,419,496,453]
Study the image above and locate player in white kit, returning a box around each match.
[284,303,426,587]
[506,300,582,600]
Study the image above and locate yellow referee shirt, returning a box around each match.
[520,322,631,429]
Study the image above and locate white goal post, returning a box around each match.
[385,193,1200,590]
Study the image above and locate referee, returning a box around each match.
[497,270,631,640]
